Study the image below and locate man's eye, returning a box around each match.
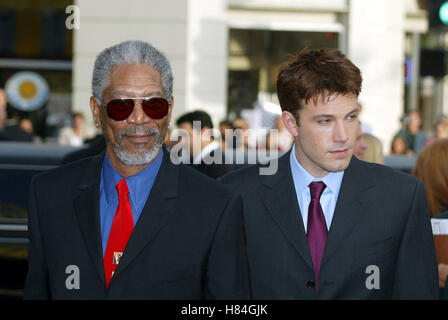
[318,119,330,124]
[347,114,358,120]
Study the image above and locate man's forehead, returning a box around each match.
[110,89,164,97]
[304,92,357,105]
[302,93,359,111]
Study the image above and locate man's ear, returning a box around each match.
[167,96,174,125]
[90,96,101,130]
[282,111,299,137]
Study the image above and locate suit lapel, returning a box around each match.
[112,150,179,280]
[73,152,106,286]
[260,152,314,270]
[321,157,375,266]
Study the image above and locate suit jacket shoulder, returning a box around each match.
[25,149,251,299]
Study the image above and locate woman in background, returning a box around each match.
[362,133,384,164]
[413,138,448,298]
[390,134,412,156]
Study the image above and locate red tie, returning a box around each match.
[104,179,134,287]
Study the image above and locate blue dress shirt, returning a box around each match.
[99,149,163,257]
[289,144,344,232]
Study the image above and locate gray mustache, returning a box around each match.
[118,126,160,138]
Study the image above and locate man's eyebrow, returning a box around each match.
[346,108,359,116]
[312,114,334,120]
[312,108,359,120]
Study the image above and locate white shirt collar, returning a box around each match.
[289,144,344,195]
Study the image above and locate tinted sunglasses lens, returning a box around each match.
[142,98,169,119]
[106,99,134,121]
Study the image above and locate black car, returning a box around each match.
[0,142,82,299]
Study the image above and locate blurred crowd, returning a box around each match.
[0,88,87,146]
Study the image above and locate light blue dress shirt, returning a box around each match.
[99,149,163,257]
[289,144,344,232]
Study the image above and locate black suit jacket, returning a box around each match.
[220,151,438,299]
[24,149,250,299]
[192,147,235,179]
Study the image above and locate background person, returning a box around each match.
[353,124,367,160]
[219,119,234,150]
[176,110,234,178]
[58,112,85,146]
[1,108,34,142]
[426,115,448,147]
[413,138,448,298]
[0,89,9,141]
[395,111,428,155]
[233,117,250,150]
[390,134,412,156]
[361,133,384,164]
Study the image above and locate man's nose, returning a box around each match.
[333,121,349,143]
[127,100,150,124]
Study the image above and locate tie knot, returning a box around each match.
[309,181,326,200]
[116,179,129,197]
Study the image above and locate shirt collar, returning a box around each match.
[102,149,163,204]
[289,144,344,195]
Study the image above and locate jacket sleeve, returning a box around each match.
[204,193,252,299]
[23,176,50,299]
[392,179,439,299]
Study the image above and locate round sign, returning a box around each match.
[440,2,448,24]
[5,71,49,111]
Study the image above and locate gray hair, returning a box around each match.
[92,40,173,105]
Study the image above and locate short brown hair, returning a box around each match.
[413,138,448,216]
[276,48,362,118]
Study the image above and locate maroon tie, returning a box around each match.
[307,181,327,293]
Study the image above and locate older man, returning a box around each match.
[24,40,250,299]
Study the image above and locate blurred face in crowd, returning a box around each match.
[353,125,367,159]
[392,136,407,155]
[73,114,84,131]
[0,89,7,129]
[408,111,421,134]
[283,93,360,178]
[90,63,173,175]
[20,118,33,133]
[436,120,448,139]
[177,121,202,156]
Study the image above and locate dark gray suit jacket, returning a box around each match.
[24,150,250,299]
[220,151,438,299]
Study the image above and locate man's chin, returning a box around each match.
[114,144,162,167]
[331,160,351,172]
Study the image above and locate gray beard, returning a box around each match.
[109,126,164,166]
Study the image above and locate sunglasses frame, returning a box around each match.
[102,96,170,121]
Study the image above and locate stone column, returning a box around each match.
[348,0,406,154]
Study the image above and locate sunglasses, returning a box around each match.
[103,97,169,121]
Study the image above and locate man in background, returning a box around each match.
[0,89,8,141]
[396,111,428,155]
[176,110,234,178]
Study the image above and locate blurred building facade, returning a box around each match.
[71,0,431,153]
[0,0,432,151]
[0,0,73,141]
